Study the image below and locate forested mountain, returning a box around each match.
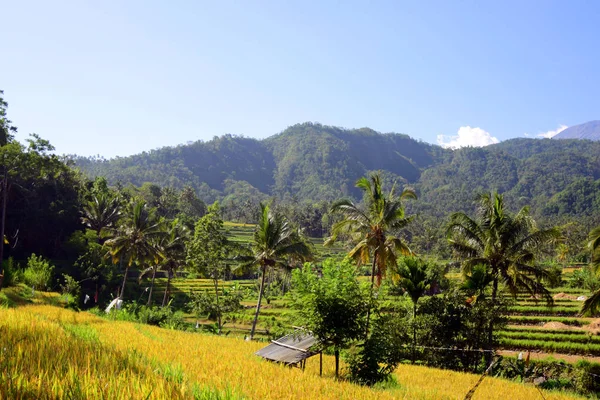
[554,120,600,141]
[75,122,600,225]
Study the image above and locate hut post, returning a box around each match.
[319,351,323,376]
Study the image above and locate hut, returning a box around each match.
[255,330,323,374]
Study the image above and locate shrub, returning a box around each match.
[2,257,23,286]
[23,254,54,290]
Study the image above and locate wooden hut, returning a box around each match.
[255,331,322,374]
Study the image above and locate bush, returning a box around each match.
[345,315,408,386]
[2,257,23,286]
[60,274,81,310]
[23,254,54,290]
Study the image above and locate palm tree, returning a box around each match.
[247,203,312,340]
[139,218,189,306]
[81,193,121,242]
[327,173,416,288]
[326,172,416,334]
[447,191,560,347]
[105,200,164,300]
[581,227,600,314]
[160,219,189,307]
[394,256,431,364]
[461,264,494,304]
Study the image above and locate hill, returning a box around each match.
[75,122,600,227]
[554,121,600,141]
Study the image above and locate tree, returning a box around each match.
[447,191,560,348]
[139,218,188,306]
[327,172,416,334]
[81,192,121,242]
[0,90,16,282]
[393,256,432,364]
[246,202,312,340]
[187,202,232,331]
[159,218,189,307]
[292,258,368,378]
[461,264,493,303]
[581,227,600,314]
[105,200,164,299]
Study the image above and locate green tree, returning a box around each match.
[187,202,232,331]
[81,192,121,242]
[327,172,416,334]
[158,218,189,307]
[447,192,560,348]
[393,256,432,364]
[461,264,493,303]
[246,202,312,340]
[292,258,368,378]
[581,227,600,314]
[105,200,164,299]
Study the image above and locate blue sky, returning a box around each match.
[2,1,599,157]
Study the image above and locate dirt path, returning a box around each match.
[499,350,600,363]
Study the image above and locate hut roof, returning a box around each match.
[255,331,319,365]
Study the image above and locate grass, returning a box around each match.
[0,302,585,400]
[499,337,600,356]
[498,331,600,344]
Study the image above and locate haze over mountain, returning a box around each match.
[75,122,600,227]
[554,120,600,141]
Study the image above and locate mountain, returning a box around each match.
[74,123,600,224]
[553,120,600,141]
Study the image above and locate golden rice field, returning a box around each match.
[0,304,585,400]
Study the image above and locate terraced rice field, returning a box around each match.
[0,300,584,400]
[496,268,600,359]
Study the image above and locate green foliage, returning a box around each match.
[188,286,244,327]
[345,314,408,386]
[2,257,22,286]
[23,254,54,290]
[60,274,81,310]
[292,258,368,377]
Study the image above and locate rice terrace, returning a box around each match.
[4,2,600,399]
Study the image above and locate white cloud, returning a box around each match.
[535,124,568,138]
[437,126,500,149]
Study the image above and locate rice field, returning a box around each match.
[0,303,584,400]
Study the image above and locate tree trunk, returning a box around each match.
[120,263,129,300]
[162,269,171,307]
[364,254,378,338]
[488,273,499,363]
[412,301,417,364]
[0,166,7,291]
[249,264,267,340]
[334,348,340,379]
[213,275,222,333]
[147,266,157,306]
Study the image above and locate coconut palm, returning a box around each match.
[247,202,312,340]
[447,191,560,346]
[159,219,189,307]
[394,256,431,363]
[326,172,416,288]
[81,193,121,242]
[581,227,600,314]
[326,173,416,335]
[139,218,188,306]
[461,264,494,304]
[105,200,164,299]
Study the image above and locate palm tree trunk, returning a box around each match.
[120,262,128,299]
[162,269,171,307]
[213,275,222,333]
[488,274,499,363]
[412,301,417,364]
[364,254,378,338]
[0,166,7,291]
[249,264,267,340]
[147,266,157,306]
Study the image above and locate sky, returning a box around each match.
[2,0,600,157]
